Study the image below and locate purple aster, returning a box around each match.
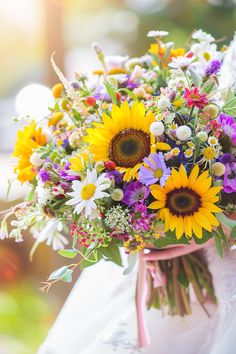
[220,154,236,193]
[138,152,171,187]
[218,113,236,146]
[122,181,150,207]
[62,139,69,148]
[39,168,50,183]
[205,59,221,76]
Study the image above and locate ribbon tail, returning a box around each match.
[135,252,150,349]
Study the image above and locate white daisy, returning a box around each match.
[192,29,215,44]
[169,56,195,70]
[147,30,169,38]
[66,169,110,217]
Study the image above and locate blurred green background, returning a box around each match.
[0,0,236,353]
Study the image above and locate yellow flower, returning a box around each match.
[202,146,217,161]
[124,235,145,254]
[52,83,64,98]
[173,99,184,108]
[48,112,64,127]
[84,101,156,181]
[92,69,104,76]
[13,122,47,182]
[108,68,128,75]
[69,152,90,172]
[149,165,222,239]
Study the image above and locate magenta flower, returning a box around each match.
[183,87,208,109]
[139,153,170,187]
[218,113,236,146]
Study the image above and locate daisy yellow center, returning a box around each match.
[166,188,201,216]
[81,184,96,200]
[154,168,163,178]
[203,52,211,61]
[109,128,150,168]
[203,147,216,160]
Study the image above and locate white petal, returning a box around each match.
[74,201,86,214]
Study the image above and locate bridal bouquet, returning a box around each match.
[1,29,236,329]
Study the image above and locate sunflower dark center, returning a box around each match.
[109,128,150,168]
[166,188,201,216]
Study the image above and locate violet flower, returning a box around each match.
[123,181,150,207]
[220,154,236,193]
[218,113,236,146]
[139,153,171,186]
[205,59,221,76]
[39,168,50,183]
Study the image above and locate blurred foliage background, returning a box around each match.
[0,0,236,353]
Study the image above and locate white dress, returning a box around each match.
[38,34,236,354]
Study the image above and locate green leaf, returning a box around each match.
[217,213,236,230]
[177,272,189,288]
[222,97,236,116]
[80,251,102,269]
[99,243,122,266]
[48,266,73,282]
[58,249,78,259]
[202,81,216,94]
[193,229,212,244]
[214,234,223,258]
[72,109,82,121]
[26,185,36,202]
[117,88,138,101]
[226,88,235,101]
[104,81,117,104]
[153,231,190,248]
[230,226,236,238]
[189,68,200,87]
[123,253,137,275]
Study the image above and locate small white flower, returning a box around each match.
[33,219,68,251]
[150,122,165,136]
[157,96,171,111]
[171,147,180,156]
[176,125,192,141]
[30,152,44,168]
[208,136,218,146]
[36,181,51,205]
[147,30,169,38]
[184,149,193,158]
[169,56,194,71]
[66,169,110,218]
[192,29,215,43]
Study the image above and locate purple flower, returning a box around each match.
[139,153,171,186]
[205,59,221,76]
[218,113,236,146]
[123,181,150,207]
[59,170,79,181]
[130,203,154,232]
[220,154,236,193]
[39,168,50,183]
[106,170,123,185]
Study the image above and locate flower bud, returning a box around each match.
[95,161,105,172]
[196,131,208,142]
[204,104,219,119]
[85,96,96,106]
[52,83,64,98]
[105,161,116,170]
[150,122,165,136]
[212,162,225,176]
[111,189,124,201]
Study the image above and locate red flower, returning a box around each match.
[183,87,208,110]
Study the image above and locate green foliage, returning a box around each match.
[153,231,190,248]
[58,249,78,259]
[48,266,73,283]
[104,81,117,104]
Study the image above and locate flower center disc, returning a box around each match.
[166,188,201,216]
[81,183,96,200]
[109,129,150,168]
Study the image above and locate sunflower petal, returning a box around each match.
[148,201,165,209]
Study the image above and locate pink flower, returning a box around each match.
[183,87,208,110]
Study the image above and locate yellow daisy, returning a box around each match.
[149,164,222,239]
[84,101,170,181]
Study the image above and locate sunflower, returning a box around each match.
[84,101,170,181]
[13,121,47,182]
[149,164,222,239]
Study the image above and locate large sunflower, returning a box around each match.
[149,164,222,239]
[84,101,169,181]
